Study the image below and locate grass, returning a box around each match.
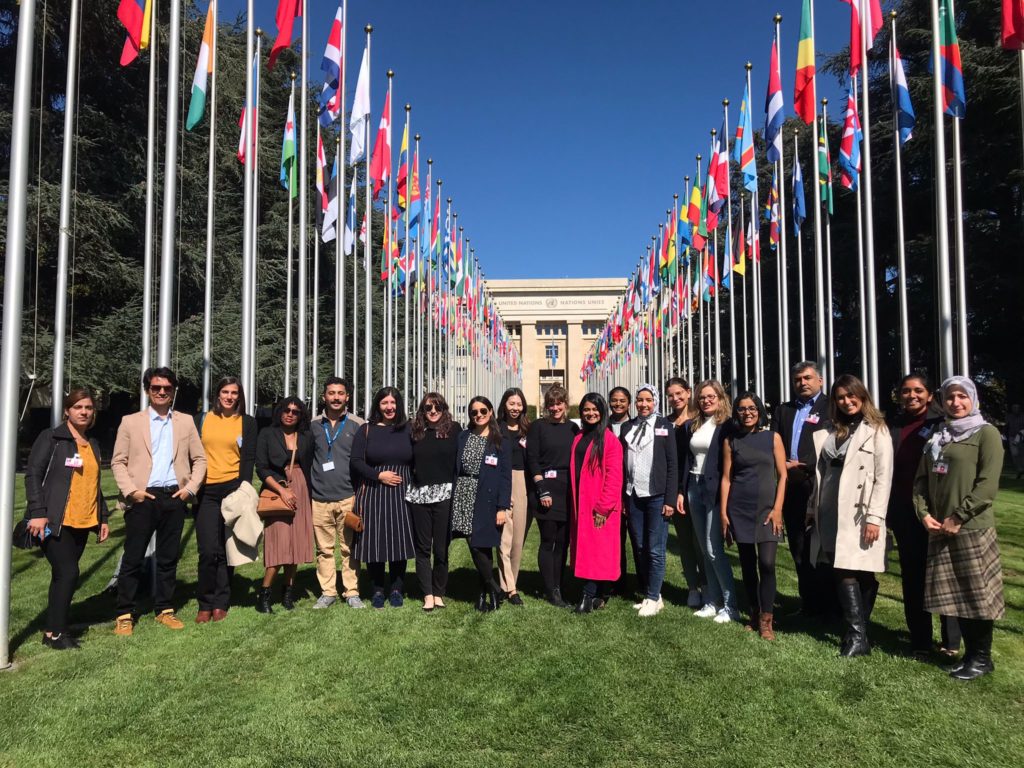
[1,474,1023,768]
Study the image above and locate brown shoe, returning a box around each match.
[212,608,228,622]
[759,612,776,641]
[114,614,134,636]
[195,610,213,624]
[744,610,759,632]
[154,610,185,630]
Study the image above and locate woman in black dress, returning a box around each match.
[526,384,580,607]
[719,393,787,639]
[350,387,416,609]
[453,396,512,612]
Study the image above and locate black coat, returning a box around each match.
[255,426,313,487]
[24,424,109,534]
[771,394,830,468]
[455,431,512,548]
[619,415,679,501]
[676,419,732,504]
[194,411,258,484]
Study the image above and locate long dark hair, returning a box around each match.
[212,376,246,417]
[730,391,769,432]
[412,392,454,441]
[272,396,310,432]
[468,396,502,449]
[579,392,609,472]
[497,387,530,433]
[830,374,885,440]
[369,386,408,429]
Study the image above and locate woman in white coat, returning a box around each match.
[807,374,892,657]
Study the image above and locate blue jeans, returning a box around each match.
[628,493,669,601]
[687,475,736,612]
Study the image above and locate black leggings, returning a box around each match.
[537,519,568,596]
[367,561,407,594]
[42,527,90,634]
[737,541,778,614]
[470,546,498,591]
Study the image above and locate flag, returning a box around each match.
[838,87,863,192]
[408,146,423,238]
[396,123,410,210]
[343,175,357,255]
[891,39,915,144]
[792,156,807,229]
[794,0,816,124]
[1003,0,1024,48]
[369,89,392,200]
[349,46,370,164]
[706,126,728,216]
[322,155,339,243]
[818,124,834,215]
[117,0,152,66]
[315,128,328,230]
[237,53,259,163]
[280,89,297,197]
[431,195,441,259]
[765,37,784,163]
[268,0,301,70]
[732,217,747,277]
[937,0,966,118]
[746,216,761,264]
[842,0,884,75]
[686,181,702,228]
[318,5,344,128]
[766,166,780,249]
[735,81,757,193]
[185,3,215,130]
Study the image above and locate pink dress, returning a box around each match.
[263,464,314,568]
[569,430,623,581]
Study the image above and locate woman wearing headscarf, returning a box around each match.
[914,376,1005,681]
[619,384,678,617]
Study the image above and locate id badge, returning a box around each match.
[917,427,932,439]
[806,414,820,425]
[933,461,949,475]
[485,455,498,467]
[655,427,669,437]
[65,455,84,469]
[322,461,336,472]
[544,470,558,479]
[519,437,527,449]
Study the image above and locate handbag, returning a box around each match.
[257,445,298,519]
[12,519,39,550]
[343,425,373,531]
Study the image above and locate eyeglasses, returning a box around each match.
[697,394,718,402]
[283,407,302,416]
[736,406,758,414]
[470,408,490,418]
[423,403,443,413]
[149,385,173,393]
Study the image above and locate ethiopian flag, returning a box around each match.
[793,0,815,124]
[186,3,215,131]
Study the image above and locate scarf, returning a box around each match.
[928,376,988,460]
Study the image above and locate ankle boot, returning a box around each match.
[758,612,776,641]
[488,588,502,612]
[837,581,870,657]
[951,620,995,681]
[281,585,296,611]
[475,592,489,612]
[574,594,594,614]
[255,587,274,614]
[548,588,568,608]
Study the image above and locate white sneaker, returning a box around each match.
[714,607,738,624]
[656,596,664,610]
[686,589,702,609]
[694,603,718,618]
[638,598,663,617]
[632,601,644,610]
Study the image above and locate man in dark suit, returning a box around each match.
[771,361,830,614]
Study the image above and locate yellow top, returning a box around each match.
[202,412,242,484]
[64,441,99,529]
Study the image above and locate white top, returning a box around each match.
[688,419,717,476]
[626,414,657,497]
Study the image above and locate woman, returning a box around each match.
[887,374,960,658]
[194,376,257,623]
[526,385,580,607]
[666,377,705,610]
[621,384,678,617]
[807,375,892,657]
[24,388,110,649]
[678,380,737,623]
[914,376,1005,681]
[497,387,530,605]
[453,397,512,612]
[608,387,632,437]
[407,393,460,611]
[351,387,416,609]
[569,393,623,614]
[255,397,315,613]
[719,393,787,639]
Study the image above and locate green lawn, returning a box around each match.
[1,474,1022,768]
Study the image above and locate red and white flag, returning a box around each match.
[369,89,392,200]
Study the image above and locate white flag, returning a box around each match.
[349,46,370,165]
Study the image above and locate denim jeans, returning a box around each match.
[627,493,669,601]
[686,475,736,612]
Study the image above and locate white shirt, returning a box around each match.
[626,414,657,497]
[688,419,717,476]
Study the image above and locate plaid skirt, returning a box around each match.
[924,527,1005,620]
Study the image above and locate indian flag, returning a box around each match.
[186,3,215,131]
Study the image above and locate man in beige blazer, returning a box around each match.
[110,367,206,635]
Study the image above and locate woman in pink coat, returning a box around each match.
[569,393,624,614]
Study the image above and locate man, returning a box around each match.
[771,361,830,615]
[310,377,366,609]
[110,367,206,635]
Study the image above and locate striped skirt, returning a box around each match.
[924,526,1005,620]
[353,464,415,564]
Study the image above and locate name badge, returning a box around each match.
[236,436,244,447]
[519,437,527,449]
[485,455,499,466]
[655,427,669,437]
[65,455,84,469]
[933,461,949,475]
[806,414,820,425]
[544,470,558,479]
[918,427,932,438]
[322,461,336,472]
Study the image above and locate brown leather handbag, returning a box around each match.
[342,425,371,532]
[257,447,297,518]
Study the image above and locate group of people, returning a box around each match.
[23,362,1007,681]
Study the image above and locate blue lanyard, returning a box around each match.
[322,416,347,460]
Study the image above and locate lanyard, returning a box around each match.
[322,416,348,460]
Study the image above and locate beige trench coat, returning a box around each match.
[807,421,893,573]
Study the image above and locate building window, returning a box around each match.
[537,322,566,337]
[582,321,603,337]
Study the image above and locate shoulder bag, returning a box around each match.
[257,444,297,518]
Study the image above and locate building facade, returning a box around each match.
[488,278,626,409]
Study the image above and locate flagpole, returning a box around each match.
[241,8,254,414]
[403,104,412,406]
[156,0,182,367]
[250,30,263,404]
[428,166,436,390]
[415,136,423,398]
[294,0,309,402]
[858,0,879,396]
[774,14,791,400]
[722,100,737,397]
[384,72,394,388]
[891,11,911,374]
[793,130,806,361]
[854,77,868,384]
[201,0,218,412]
[948,0,968,375]
[312,217,321,400]
[808,0,828,384]
[739,191,749,389]
[746,61,764,398]
[673,192,682,381]
[139,1,158,405]
[822,99,836,378]
[683,176,693,385]
[51,0,83,425]
[336,0,347,378]
[363,25,373,417]
[284,77,297,397]
[710,131,722,383]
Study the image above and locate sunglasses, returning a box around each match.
[423,403,444,413]
[470,408,490,418]
[149,385,173,393]
[283,407,302,416]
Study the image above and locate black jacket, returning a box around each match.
[771,394,830,469]
[255,426,314,487]
[455,431,512,548]
[676,419,731,504]
[24,424,109,534]
[619,415,679,500]
[194,411,258,484]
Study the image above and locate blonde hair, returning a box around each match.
[691,380,731,431]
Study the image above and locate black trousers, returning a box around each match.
[116,488,187,616]
[782,470,831,612]
[617,504,643,595]
[195,480,239,611]
[737,541,778,615]
[41,526,90,634]
[470,546,498,591]
[537,519,568,596]
[368,560,407,594]
[409,499,451,597]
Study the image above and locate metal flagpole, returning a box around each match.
[822,100,836,378]
[746,62,764,397]
[416,138,424,398]
[249,31,263,404]
[157,0,183,366]
[285,101,296,397]
[710,132,721,383]
[363,25,373,416]
[855,76,868,384]
[336,0,347,377]
[403,105,412,405]
[891,12,911,374]
[695,155,704,383]
[808,0,828,383]
[201,0,218,411]
[673,192,682,378]
[859,0,879,395]
[740,191,749,388]
[428,168,436,390]
[723,100,738,397]
[683,179,693,386]
[51,0,83,425]
[774,13,791,396]
[140,0,159,406]
[929,0,954,379]
[384,72,395,387]
[241,10,255,414]
[794,130,807,361]
[312,219,321,400]
[948,0,969,375]
[297,0,309,402]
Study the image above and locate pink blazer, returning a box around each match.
[569,429,623,581]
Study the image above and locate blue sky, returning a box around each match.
[226,0,855,280]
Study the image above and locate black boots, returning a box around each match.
[950,619,995,681]
[837,580,871,657]
[574,595,594,614]
[547,588,568,608]
[475,589,502,613]
[475,592,489,612]
[281,585,296,611]
[255,587,274,614]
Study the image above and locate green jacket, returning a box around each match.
[913,424,1003,529]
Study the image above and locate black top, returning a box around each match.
[500,423,527,470]
[350,423,414,485]
[526,419,579,475]
[255,426,314,486]
[24,424,110,533]
[771,394,830,469]
[411,423,462,486]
